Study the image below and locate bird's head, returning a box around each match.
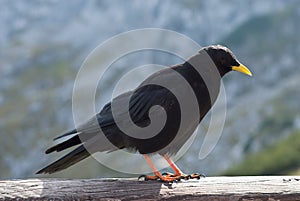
[203,45,252,77]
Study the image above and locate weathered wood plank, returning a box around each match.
[0,176,300,200]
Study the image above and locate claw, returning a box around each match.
[189,173,205,180]
[178,175,184,180]
[138,174,159,181]
[138,174,146,180]
[178,174,190,180]
[139,173,205,182]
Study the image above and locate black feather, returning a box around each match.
[36,145,89,174]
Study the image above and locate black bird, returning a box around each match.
[37,45,252,182]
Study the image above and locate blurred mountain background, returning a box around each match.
[1,0,300,179]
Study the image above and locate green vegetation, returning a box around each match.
[224,130,300,176]
[0,51,75,178]
[223,87,300,176]
[2,1,300,179]
[218,3,300,176]
[223,1,300,61]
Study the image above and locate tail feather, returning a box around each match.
[45,135,81,154]
[36,145,90,174]
[54,129,77,140]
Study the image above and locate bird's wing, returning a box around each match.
[82,86,170,132]
[56,66,181,140]
[48,85,171,153]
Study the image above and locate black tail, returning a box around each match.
[36,145,90,174]
[54,128,77,140]
[45,135,81,154]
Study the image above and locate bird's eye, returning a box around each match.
[220,58,227,66]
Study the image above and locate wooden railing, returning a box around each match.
[1,176,300,200]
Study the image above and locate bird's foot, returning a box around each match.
[138,174,159,181]
[138,172,205,182]
[162,172,205,180]
[138,174,181,182]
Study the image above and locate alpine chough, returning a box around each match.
[37,45,252,182]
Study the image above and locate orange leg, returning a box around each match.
[139,155,178,182]
[139,154,204,182]
[163,154,183,176]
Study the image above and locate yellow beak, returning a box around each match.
[232,63,252,76]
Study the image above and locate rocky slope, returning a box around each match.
[0,0,298,178]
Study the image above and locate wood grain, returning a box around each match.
[1,176,300,200]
